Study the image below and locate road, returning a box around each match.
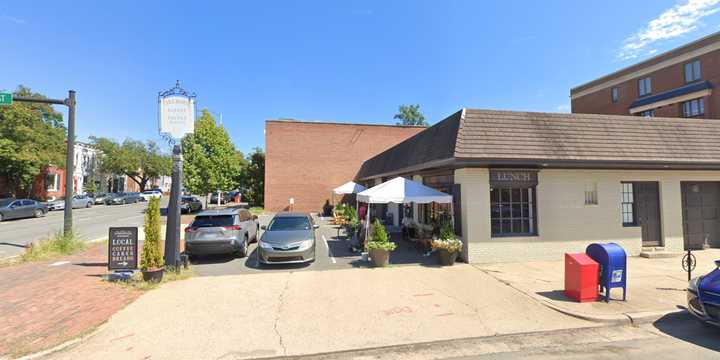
[0,201,155,259]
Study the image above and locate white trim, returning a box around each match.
[628,88,711,114]
[571,40,720,100]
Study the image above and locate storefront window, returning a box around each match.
[490,187,536,236]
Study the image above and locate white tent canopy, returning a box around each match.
[357,177,452,204]
[333,181,366,195]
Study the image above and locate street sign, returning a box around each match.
[108,227,139,270]
[0,92,12,106]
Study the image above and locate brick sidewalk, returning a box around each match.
[0,243,142,358]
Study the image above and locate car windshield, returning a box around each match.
[181,196,195,202]
[267,217,311,231]
[143,191,154,194]
[192,215,234,227]
[0,199,13,207]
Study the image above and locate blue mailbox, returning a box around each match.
[585,243,627,302]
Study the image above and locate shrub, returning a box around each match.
[140,197,163,271]
[368,218,396,251]
[431,222,462,253]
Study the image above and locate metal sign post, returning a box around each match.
[158,81,196,269]
[5,91,76,236]
[682,249,697,281]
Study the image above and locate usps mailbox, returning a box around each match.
[586,243,627,302]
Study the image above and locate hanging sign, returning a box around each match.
[108,227,139,270]
[158,81,196,139]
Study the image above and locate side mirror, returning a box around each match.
[313,224,320,229]
[715,259,720,269]
[260,225,267,230]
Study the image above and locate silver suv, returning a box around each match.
[184,208,259,258]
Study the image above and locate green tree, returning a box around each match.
[90,137,171,192]
[140,197,163,271]
[181,109,245,197]
[394,104,428,126]
[0,86,67,198]
[237,147,265,206]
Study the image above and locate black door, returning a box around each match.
[635,182,662,247]
[681,182,720,250]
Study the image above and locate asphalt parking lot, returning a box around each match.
[189,215,369,276]
[188,213,436,276]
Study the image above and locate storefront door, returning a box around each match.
[635,182,662,247]
[681,182,720,250]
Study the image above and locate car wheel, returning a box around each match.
[239,235,249,257]
[122,199,126,205]
[0,213,4,222]
[86,202,91,208]
[34,209,44,218]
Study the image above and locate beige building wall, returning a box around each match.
[455,168,720,263]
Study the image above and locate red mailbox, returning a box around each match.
[564,253,599,302]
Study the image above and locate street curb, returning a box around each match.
[10,325,105,360]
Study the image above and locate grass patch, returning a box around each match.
[249,207,264,215]
[112,266,194,291]
[21,229,86,262]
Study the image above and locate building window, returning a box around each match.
[638,77,652,97]
[621,182,636,226]
[640,109,655,117]
[585,182,598,205]
[611,87,620,103]
[490,187,536,236]
[682,98,705,117]
[46,173,59,192]
[684,60,701,83]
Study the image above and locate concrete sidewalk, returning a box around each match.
[46,264,594,359]
[474,249,720,324]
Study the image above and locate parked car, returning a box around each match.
[140,189,163,201]
[181,196,203,213]
[0,198,48,221]
[209,190,240,205]
[105,192,142,205]
[257,212,317,265]
[47,197,66,211]
[184,208,259,258]
[93,193,109,204]
[688,259,720,326]
[72,194,94,208]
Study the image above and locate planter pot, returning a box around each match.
[437,249,458,266]
[369,248,390,267]
[142,268,165,283]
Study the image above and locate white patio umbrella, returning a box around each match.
[356,177,453,246]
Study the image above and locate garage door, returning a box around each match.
[681,182,720,250]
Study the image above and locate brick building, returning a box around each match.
[571,31,720,119]
[264,120,424,212]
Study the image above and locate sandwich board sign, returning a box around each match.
[108,227,139,270]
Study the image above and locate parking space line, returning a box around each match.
[321,235,336,264]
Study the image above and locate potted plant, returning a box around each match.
[367,219,396,267]
[431,223,462,266]
[140,197,164,282]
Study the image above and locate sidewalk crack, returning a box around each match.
[274,272,291,356]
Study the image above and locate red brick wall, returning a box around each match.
[572,48,720,119]
[265,121,424,213]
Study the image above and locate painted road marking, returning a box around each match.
[321,235,336,264]
[49,261,70,267]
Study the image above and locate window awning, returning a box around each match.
[629,80,712,114]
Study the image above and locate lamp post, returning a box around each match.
[7,91,76,236]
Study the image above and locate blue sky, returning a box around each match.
[3,0,720,154]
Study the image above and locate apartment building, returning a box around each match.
[571,31,720,119]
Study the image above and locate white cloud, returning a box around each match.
[618,0,720,60]
[556,104,570,113]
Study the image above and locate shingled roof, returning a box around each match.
[356,108,720,179]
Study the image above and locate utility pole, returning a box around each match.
[7,90,77,236]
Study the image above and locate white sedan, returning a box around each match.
[140,190,163,201]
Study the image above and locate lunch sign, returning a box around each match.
[108,227,138,270]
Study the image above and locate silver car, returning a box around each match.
[184,208,259,257]
[257,212,318,265]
